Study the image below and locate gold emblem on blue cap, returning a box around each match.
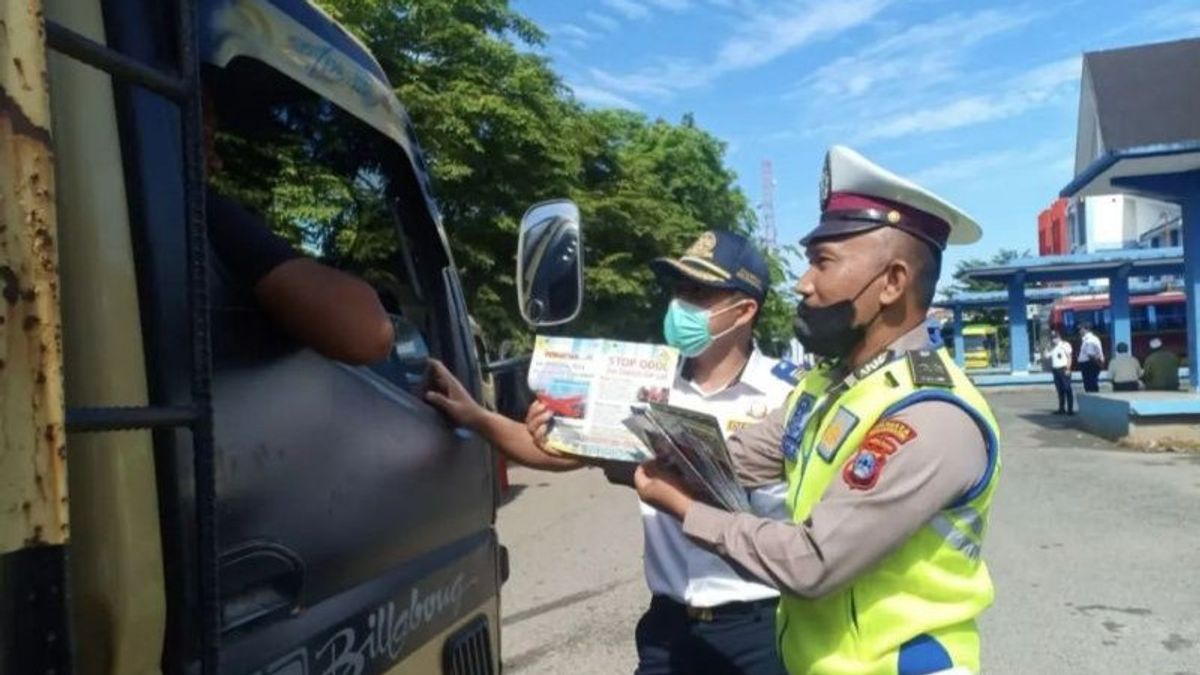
[686,231,718,259]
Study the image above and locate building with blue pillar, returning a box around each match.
[936,280,1174,372]
[957,249,1183,368]
[1060,37,1200,391]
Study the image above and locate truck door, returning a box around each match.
[100,2,502,672]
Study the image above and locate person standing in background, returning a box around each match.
[1045,331,1075,415]
[1077,324,1104,393]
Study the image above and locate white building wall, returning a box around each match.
[1084,195,1126,251]
[1070,194,1182,254]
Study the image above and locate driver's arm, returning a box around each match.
[207,190,394,364]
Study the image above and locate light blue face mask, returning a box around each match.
[662,298,743,358]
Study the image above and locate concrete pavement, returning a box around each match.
[496,390,1200,674]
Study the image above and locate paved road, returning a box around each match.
[496,390,1200,674]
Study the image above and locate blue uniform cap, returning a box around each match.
[650,230,770,303]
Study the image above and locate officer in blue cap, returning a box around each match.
[426,230,800,674]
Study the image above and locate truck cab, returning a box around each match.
[0,1,577,673]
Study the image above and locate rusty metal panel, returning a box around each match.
[0,0,69,553]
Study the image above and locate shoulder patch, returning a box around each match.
[816,406,859,463]
[861,419,917,456]
[771,360,803,386]
[907,350,953,388]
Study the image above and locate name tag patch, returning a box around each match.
[726,418,755,434]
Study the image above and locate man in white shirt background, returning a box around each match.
[1077,324,1105,392]
[1045,330,1075,414]
[426,230,797,675]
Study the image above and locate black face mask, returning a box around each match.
[793,268,888,359]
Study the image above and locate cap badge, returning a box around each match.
[886,210,901,224]
[687,231,718,259]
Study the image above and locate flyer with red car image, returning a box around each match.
[527,336,679,462]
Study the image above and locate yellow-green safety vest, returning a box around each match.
[776,348,1000,675]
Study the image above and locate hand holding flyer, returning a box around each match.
[526,336,679,463]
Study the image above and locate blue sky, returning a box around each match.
[514,0,1200,288]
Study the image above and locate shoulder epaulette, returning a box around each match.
[907,350,953,388]
[771,360,803,386]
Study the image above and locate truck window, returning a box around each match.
[207,74,438,394]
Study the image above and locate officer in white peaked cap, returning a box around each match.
[635,145,1001,675]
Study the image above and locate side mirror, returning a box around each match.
[517,199,583,326]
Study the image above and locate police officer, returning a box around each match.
[635,145,1000,675]
[426,230,799,675]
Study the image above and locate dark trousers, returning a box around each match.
[1080,361,1101,392]
[635,596,786,675]
[1113,380,1139,391]
[1052,368,1074,413]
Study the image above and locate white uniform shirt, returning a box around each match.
[1079,332,1104,364]
[1046,340,1072,370]
[639,349,797,608]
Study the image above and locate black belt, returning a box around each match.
[650,595,778,622]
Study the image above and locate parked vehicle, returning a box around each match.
[961,324,1001,370]
[0,1,582,673]
[1049,291,1187,363]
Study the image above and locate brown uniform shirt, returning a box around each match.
[681,325,989,599]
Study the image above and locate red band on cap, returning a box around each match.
[825,192,950,247]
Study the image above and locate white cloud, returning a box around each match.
[859,56,1081,141]
[798,8,1039,102]
[585,11,620,31]
[910,139,1072,186]
[645,0,692,10]
[569,83,641,110]
[584,0,892,99]
[1103,0,1200,42]
[551,23,598,49]
[715,0,891,73]
[602,0,651,21]
[555,23,594,41]
[589,59,710,97]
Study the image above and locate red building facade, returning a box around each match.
[1037,198,1070,255]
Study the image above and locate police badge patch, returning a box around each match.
[816,406,859,463]
[843,449,885,490]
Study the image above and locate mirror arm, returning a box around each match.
[482,354,532,377]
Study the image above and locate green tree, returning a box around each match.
[311,0,794,350]
[944,248,1036,358]
[949,248,1030,294]
[562,110,759,342]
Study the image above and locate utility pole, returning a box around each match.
[759,159,777,248]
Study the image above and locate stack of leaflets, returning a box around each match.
[624,403,751,513]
